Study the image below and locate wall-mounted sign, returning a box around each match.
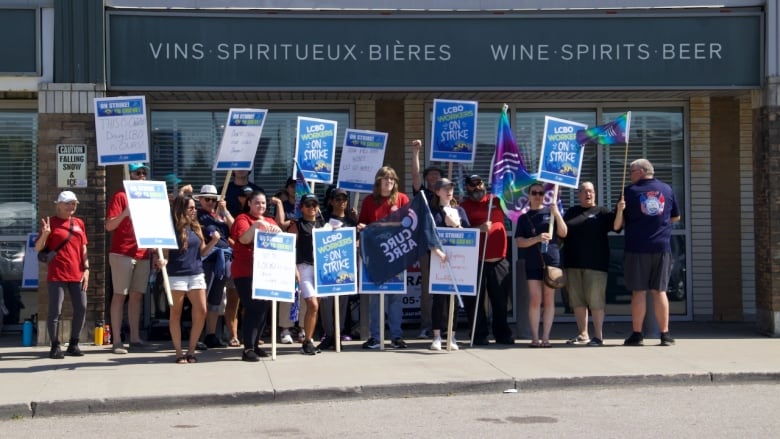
[57,144,88,188]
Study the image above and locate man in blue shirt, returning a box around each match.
[615,159,680,347]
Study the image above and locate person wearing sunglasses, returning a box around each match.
[194,184,234,349]
[515,182,567,348]
[288,193,327,355]
[105,163,152,354]
[460,174,515,346]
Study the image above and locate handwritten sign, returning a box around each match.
[429,228,479,295]
[313,228,357,296]
[123,180,178,249]
[213,108,268,170]
[359,260,406,295]
[337,129,387,193]
[252,231,297,301]
[536,116,588,189]
[430,99,478,163]
[57,144,87,188]
[295,116,337,183]
[94,96,149,165]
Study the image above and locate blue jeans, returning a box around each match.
[369,294,404,340]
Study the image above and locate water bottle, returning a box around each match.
[94,320,104,346]
[22,318,34,347]
[541,242,548,254]
[103,323,112,345]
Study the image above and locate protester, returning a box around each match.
[223,185,255,347]
[410,139,442,339]
[357,166,410,349]
[428,178,467,351]
[318,187,357,349]
[615,158,681,347]
[289,193,327,355]
[35,191,89,359]
[194,185,234,348]
[160,196,220,363]
[231,190,283,361]
[515,182,567,347]
[460,174,515,346]
[563,181,616,347]
[105,163,151,354]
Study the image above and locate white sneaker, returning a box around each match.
[448,339,459,351]
[429,337,442,351]
[297,330,306,343]
[280,330,293,344]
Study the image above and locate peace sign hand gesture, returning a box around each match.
[40,216,51,236]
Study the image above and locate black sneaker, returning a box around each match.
[204,334,227,348]
[623,332,644,346]
[65,344,84,357]
[317,336,335,351]
[473,336,490,346]
[49,344,64,359]
[660,332,676,346]
[253,346,269,358]
[301,339,317,355]
[362,337,381,349]
[495,337,515,345]
[391,337,407,349]
[242,349,260,362]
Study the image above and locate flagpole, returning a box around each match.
[620,142,630,192]
[546,185,559,244]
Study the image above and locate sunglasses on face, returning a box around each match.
[303,202,319,208]
[132,170,147,176]
[530,191,545,196]
[202,197,217,202]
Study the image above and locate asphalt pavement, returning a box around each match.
[0,321,778,419]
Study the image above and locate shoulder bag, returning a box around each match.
[524,213,566,289]
[38,218,74,264]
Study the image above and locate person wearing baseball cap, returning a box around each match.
[106,163,151,354]
[36,190,89,359]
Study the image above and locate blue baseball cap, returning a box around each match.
[128,163,149,172]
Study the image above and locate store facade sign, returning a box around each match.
[107,12,762,90]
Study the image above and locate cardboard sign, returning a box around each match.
[536,116,588,189]
[295,116,338,183]
[252,230,297,301]
[313,228,357,296]
[94,96,149,165]
[123,180,178,249]
[213,108,268,171]
[430,99,478,163]
[337,129,387,193]
[428,228,479,295]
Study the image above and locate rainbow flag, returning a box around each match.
[490,106,535,224]
[293,164,313,219]
[576,111,632,146]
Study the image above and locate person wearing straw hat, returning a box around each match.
[194,184,234,348]
[35,191,89,359]
[615,158,680,347]
[105,163,152,354]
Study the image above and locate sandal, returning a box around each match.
[185,354,198,363]
[228,338,240,347]
[528,341,541,348]
[541,341,552,348]
[175,356,188,364]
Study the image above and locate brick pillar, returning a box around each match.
[754,81,780,335]
[36,83,106,344]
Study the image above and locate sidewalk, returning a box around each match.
[1,322,778,419]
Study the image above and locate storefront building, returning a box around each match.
[2,1,779,341]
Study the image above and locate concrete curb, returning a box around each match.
[6,373,780,419]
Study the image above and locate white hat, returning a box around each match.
[55,191,78,204]
[194,184,220,200]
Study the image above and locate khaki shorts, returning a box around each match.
[109,253,151,295]
[564,268,607,310]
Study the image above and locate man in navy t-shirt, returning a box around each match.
[615,158,680,347]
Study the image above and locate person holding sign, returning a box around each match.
[231,190,283,362]
[514,182,567,348]
[357,166,410,350]
[158,196,221,364]
[105,163,151,355]
[411,139,443,340]
[35,191,89,359]
[429,178,468,351]
[289,193,327,355]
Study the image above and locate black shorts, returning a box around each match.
[623,252,673,292]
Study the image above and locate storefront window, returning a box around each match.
[0,111,38,329]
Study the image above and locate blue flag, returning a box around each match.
[360,193,441,285]
[490,105,536,224]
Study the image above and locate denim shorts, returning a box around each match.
[169,273,207,292]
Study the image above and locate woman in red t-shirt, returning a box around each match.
[35,191,89,359]
[231,190,283,362]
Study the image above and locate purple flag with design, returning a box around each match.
[490,106,535,224]
[576,111,631,146]
[293,165,313,219]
